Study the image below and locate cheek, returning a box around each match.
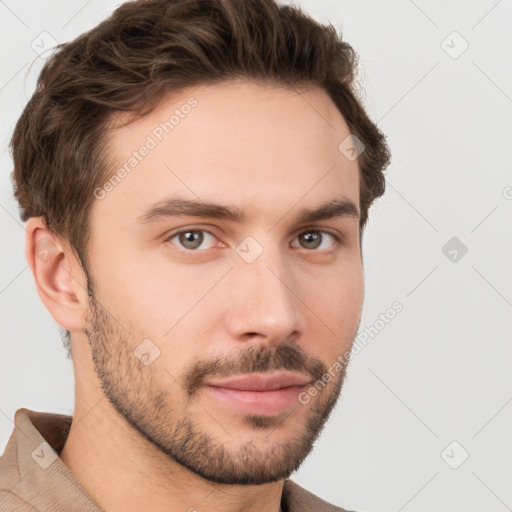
[93,239,218,321]
[128,268,228,367]
[89,240,230,367]
[301,263,364,346]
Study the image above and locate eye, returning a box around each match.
[291,230,340,252]
[166,229,218,251]
[164,228,342,253]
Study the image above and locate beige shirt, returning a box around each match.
[0,408,351,512]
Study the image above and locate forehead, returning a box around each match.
[94,80,360,227]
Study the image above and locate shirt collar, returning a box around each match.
[3,407,103,511]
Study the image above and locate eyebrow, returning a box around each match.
[136,196,359,225]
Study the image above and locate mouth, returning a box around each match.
[203,372,312,416]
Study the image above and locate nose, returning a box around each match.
[224,245,306,346]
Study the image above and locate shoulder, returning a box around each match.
[0,409,38,511]
[0,490,39,512]
[0,439,20,496]
[283,478,360,512]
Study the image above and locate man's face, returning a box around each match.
[84,80,364,485]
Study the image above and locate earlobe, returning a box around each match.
[25,217,88,332]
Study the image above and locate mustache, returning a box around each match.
[184,343,328,397]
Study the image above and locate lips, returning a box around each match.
[203,372,312,416]
[206,372,312,391]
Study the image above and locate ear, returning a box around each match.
[25,217,89,332]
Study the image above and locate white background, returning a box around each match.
[1,1,511,511]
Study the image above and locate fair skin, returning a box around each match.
[25,80,364,512]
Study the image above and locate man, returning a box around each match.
[1,0,390,510]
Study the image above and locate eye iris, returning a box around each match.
[179,231,203,249]
[300,231,321,249]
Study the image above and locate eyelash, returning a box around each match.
[164,227,343,254]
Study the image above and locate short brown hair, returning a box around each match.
[10,0,391,358]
